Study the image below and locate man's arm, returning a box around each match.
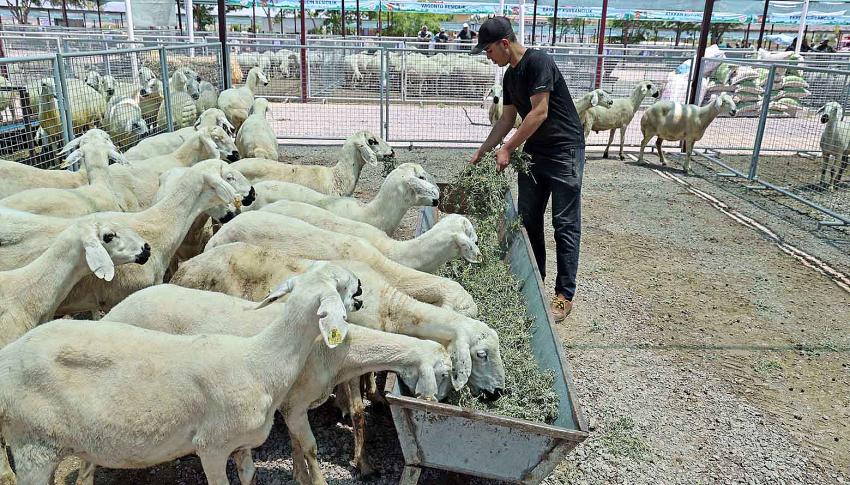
[470,104,518,164]
[495,91,549,170]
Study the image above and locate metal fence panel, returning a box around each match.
[0,56,59,168]
[229,43,381,140]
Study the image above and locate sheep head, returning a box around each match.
[593,89,614,108]
[84,69,101,91]
[638,80,660,100]
[99,75,116,97]
[79,220,151,281]
[199,125,240,162]
[457,325,506,400]
[193,158,255,222]
[195,108,235,136]
[817,102,843,124]
[350,130,394,167]
[389,163,439,207]
[248,66,269,87]
[713,93,737,117]
[248,97,270,118]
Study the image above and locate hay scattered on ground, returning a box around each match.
[438,151,560,424]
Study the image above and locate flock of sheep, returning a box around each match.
[0,53,508,483]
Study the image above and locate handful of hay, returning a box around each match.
[438,150,560,424]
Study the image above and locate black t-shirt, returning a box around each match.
[503,48,584,155]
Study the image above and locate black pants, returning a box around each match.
[517,146,585,300]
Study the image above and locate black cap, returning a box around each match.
[470,16,513,55]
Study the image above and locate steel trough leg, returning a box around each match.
[399,465,421,485]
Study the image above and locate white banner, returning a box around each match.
[131,0,177,28]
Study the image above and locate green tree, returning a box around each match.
[5,0,42,24]
[378,12,452,37]
[193,3,240,31]
[709,22,740,45]
[661,21,699,46]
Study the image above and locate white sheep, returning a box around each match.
[172,242,505,401]
[37,78,106,148]
[639,92,737,174]
[574,88,615,118]
[0,75,12,121]
[248,162,439,236]
[204,211,478,317]
[103,283,449,484]
[129,124,240,177]
[235,97,278,160]
[0,163,243,315]
[816,102,850,188]
[139,78,164,130]
[261,201,481,273]
[582,80,660,159]
[0,263,359,485]
[104,95,148,150]
[195,80,219,115]
[231,130,393,196]
[0,139,135,216]
[485,83,521,128]
[157,70,199,130]
[125,108,234,161]
[218,66,269,131]
[98,74,141,103]
[0,220,149,348]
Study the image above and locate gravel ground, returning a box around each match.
[49,144,850,484]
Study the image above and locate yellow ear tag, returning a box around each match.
[234,198,242,209]
[328,328,343,346]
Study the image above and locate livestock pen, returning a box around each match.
[1,31,850,484]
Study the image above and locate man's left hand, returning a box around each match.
[496,147,511,172]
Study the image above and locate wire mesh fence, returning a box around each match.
[0,55,58,168]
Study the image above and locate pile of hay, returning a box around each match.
[438,151,560,424]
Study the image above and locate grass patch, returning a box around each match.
[754,360,783,374]
[438,151,560,424]
[597,417,650,460]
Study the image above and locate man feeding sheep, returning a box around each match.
[469,16,585,321]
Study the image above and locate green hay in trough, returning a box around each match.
[438,152,560,424]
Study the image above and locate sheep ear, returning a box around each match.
[356,138,379,167]
[714,96,723,108]
[60,149,83,169]
[447,338,472,390]
[255,276,297,309]
[414,364,438,400]
[590,91,599,107]
[83,228,115,282]
[59,138,82,155]
[317,296,349,349]
[193,117,202,129]
[816,105,826,114]
[109,148,129,165]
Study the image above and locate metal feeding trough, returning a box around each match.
[384,186,589,484]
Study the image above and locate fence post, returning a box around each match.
[53,54,73,148]
[380,47,386,141]
[159,46,175,132]
[748,65,776,181]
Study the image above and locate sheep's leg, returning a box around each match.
[232,448,257,485]
[75,460,96,485]
[346,378,374,477]
[655,138,666,166]
[820,154,831,187]
[7,442,59,485]
[197,449,231,485]
[0,437,15,485]
[284,412,327,485]
[682,139,693,175]
[601,129,616,159]
[285,426,312,485]
[618,127,626,161]
[835,154,849,187]
[638,132,652,163]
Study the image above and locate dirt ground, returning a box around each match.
[48,144,850,484]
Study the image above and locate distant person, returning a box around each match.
[816,39,835,52]
[417,25,432,42]
[787,37,812,52]
[436,29,449,50]
[458,22,477,42]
